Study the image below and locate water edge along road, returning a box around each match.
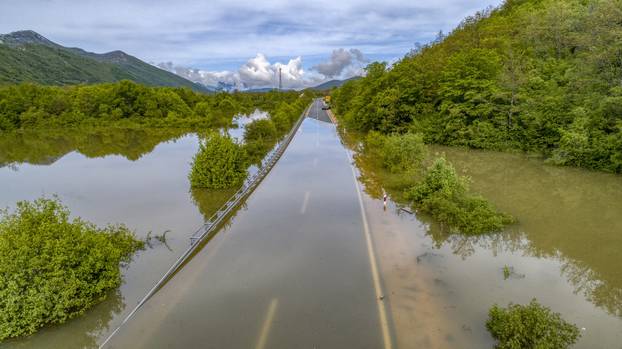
[102,99,393,349]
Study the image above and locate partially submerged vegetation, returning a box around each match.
[189,132,249,189]
[355,130,513,235]
[189,93,311,189]
[0,81,314,341]
[405,157,514,234]
[0,81,305,130]
[487,299,581,349]
[0,197,143,340]
[365,131,427,173]
[332,0,622,173]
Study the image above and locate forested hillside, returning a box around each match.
[332,0,622,172]
[0,31,209,92]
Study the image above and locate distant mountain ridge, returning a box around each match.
[311,76,361,91]
[0,30,209,92]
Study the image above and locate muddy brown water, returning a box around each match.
[359,145,622,348]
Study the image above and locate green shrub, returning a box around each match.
[365,131,427,173]
[487,299,581,349]
[405,157,514,234]
[189,132,248,189]
[0,197,143,340]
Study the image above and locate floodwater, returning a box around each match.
[2,104,622,348]
[355,144,622,348]
[103,101,387,348]
[0,127,238,348]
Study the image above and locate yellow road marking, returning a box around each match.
[345,147,393,349]
[255,298,279,349]
[300,190,311,214]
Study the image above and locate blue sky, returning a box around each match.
[0,0,502,88]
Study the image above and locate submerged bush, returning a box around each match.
[0,197,143,341]
[189,132,248,189]
[487,299,581,349]
[405,157,514,234]
[365,131,427,173]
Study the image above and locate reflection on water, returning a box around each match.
[0,128,191,168]
[3,289,124,349]
[225,109,269,141]
[190,187,239,221]
[0,127,250,348]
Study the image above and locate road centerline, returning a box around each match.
[255,298,279,349]
[300,190,311,214]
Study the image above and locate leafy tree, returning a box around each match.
[365,132,427,173]
[331,0,622,173]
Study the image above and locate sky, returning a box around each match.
[0,0,501,89]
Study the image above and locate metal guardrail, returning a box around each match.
[99,102,312,349]
[190,103,309,245]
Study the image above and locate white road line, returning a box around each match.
[300,190,311,214]
[344,147,393,349]
[255,298,279,349]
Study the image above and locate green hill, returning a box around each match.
[0,30,209,92]
[311,77,360,91]
[332,0,622,173]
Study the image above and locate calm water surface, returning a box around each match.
[0,127,236,348]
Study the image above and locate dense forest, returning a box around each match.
[332,0,622,173]
[0,81,304,130]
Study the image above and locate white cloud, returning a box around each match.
[159,51,362,90]
[0,0,503,69]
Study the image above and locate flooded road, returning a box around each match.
[103,100,389,348]
[3,103,622,348]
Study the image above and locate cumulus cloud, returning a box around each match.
[313,48,368,78]
[159,53,332,90]
[158,47,371,90]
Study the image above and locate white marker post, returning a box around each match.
[383,192,387,210]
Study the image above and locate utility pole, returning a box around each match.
[278,67,282,91]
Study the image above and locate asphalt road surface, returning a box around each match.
[103,99,391,349]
